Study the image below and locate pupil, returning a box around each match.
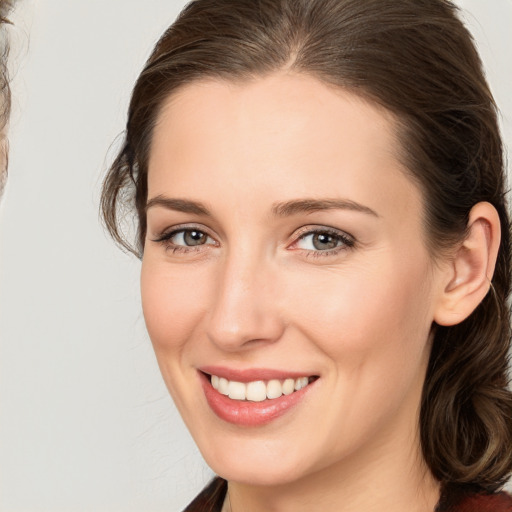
[185,230,206,246]
[313,233,337,250]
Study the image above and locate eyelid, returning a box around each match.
[292,224,353,238]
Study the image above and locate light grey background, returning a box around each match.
[0,1,511,511]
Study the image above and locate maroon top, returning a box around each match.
[183,477,512,512]
[449,491,512,512]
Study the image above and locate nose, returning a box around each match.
[206,249,285,351]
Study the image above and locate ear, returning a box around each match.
[434,202,501,327]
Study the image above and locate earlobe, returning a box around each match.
[434,202,501,327]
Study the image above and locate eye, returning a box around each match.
[170,229,213,247]
[152,226,217,252]
[292,227,354,255]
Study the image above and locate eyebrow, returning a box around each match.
[271,198,379,218]
[145,196,211,215]
[145,195,379,218]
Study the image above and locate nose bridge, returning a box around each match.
[207,241,283,350]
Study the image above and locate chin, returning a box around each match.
[194,429,323,487]
[209,456,309,487]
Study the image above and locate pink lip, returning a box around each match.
[198,370,317,427]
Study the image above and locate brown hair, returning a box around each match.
[101,0,512,496]
[0,0,14,194]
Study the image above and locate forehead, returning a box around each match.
[147,73,421,222]
[151,73,398,165]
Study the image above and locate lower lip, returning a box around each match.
[200,372,316,427]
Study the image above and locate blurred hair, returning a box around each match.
[0,0,14,194]
[101,0,512,495]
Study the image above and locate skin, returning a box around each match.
[141,73,499,512]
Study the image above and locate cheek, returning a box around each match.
[140,258,210,356]
[279,255,435,454]
[284,253,434,377]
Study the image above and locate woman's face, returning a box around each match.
[141,73,448,486]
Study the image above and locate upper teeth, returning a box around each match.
[210,375,310,401]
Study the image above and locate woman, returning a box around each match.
[101,0,512,510]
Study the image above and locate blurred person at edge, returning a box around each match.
[101,1,512,511]
[0,0,14,196]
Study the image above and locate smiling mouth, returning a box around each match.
[206,373,318,402]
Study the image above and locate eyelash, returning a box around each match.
[151,225,355,257]
[292,227,355,258]
[151,225,217,254]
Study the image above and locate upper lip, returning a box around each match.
[199,365,317,382]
